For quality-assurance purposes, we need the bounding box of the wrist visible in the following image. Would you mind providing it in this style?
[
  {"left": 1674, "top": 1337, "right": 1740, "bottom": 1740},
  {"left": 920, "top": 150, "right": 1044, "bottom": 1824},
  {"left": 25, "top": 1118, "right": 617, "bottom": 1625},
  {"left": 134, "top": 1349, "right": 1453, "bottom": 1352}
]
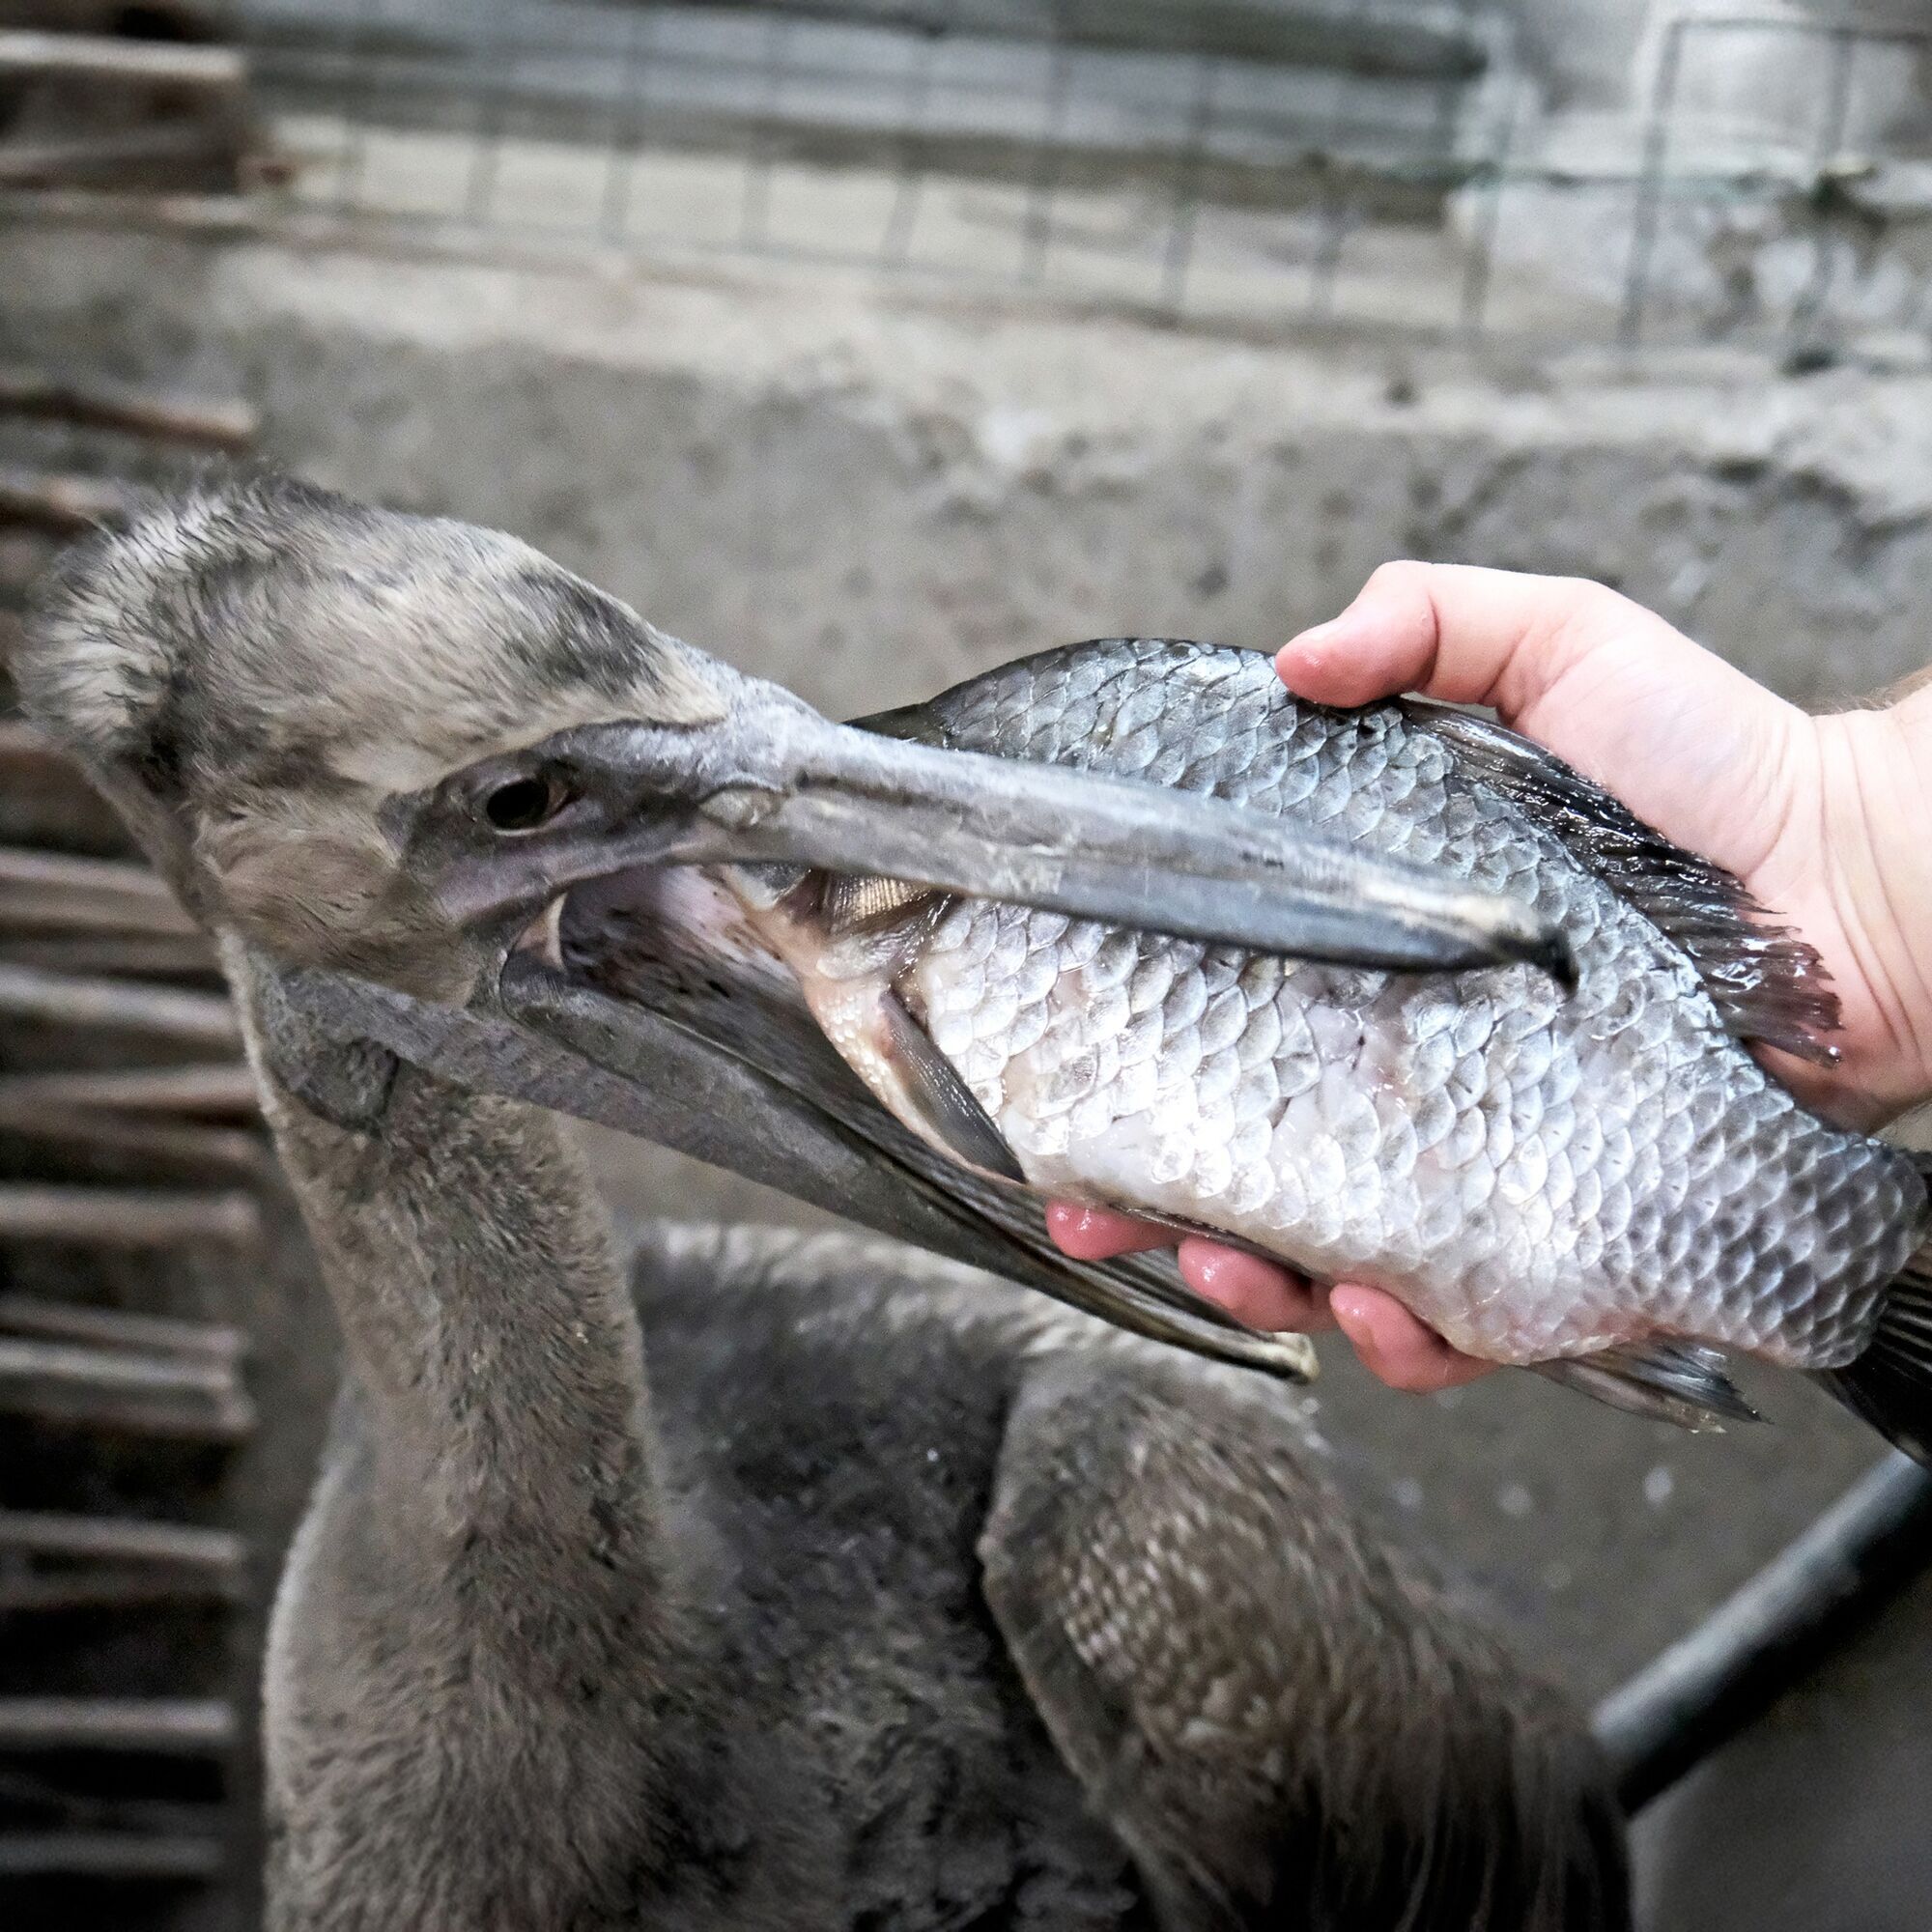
[{"left": 1816, "top": 698, "right": 1932, "bottom": 1114}]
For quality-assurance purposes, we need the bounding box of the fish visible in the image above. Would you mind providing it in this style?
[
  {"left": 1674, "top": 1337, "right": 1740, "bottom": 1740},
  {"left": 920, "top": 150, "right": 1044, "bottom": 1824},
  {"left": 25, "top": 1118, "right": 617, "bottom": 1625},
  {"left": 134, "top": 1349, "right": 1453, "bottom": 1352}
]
[{"left": 569, "top": 637, "right": 1932, "bottom": 1459}]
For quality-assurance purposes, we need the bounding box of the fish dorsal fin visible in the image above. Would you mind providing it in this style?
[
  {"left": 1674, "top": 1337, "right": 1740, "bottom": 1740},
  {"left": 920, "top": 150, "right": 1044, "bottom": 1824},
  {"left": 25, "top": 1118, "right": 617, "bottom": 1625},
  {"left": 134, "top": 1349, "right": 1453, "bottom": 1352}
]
[{"left": 1415, "top": 704, "right": 1839, "bottom": 1065}]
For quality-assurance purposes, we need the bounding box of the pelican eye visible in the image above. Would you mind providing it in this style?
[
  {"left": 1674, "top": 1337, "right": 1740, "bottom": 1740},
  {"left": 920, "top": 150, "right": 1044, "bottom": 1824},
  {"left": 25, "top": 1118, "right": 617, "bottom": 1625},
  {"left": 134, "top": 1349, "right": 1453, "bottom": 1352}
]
[{"left": 482, "top": 774, "right": 569, "bottom": 833}]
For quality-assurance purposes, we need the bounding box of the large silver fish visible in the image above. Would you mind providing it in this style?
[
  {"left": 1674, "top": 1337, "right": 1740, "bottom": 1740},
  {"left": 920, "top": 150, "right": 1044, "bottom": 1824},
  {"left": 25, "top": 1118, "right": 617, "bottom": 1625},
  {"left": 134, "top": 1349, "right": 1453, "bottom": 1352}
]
[{"left": 571, "top": 639, "right": 1932, "bottom": 1458}]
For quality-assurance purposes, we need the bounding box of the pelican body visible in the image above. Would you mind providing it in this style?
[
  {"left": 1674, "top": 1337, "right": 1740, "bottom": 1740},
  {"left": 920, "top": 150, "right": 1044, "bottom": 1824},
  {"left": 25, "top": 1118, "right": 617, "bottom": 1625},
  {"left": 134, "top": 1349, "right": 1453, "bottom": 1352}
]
[{"left": 22, "top": 477, "right": 1628, "bottom": 1930}]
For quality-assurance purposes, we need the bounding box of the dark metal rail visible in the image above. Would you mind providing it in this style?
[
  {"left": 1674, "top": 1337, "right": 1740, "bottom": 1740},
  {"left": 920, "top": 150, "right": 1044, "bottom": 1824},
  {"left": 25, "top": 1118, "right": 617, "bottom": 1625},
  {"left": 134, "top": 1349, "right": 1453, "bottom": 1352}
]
[{"left": 1596, "top": 1452, "right": 1932, "bottom": 1814}]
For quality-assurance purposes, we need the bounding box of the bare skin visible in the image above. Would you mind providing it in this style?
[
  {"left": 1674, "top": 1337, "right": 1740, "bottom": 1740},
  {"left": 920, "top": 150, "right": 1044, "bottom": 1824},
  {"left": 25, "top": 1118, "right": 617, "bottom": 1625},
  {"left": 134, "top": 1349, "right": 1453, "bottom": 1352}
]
[{"left": 1051, "top": 562, "right": 1932, "bottom": 1392}]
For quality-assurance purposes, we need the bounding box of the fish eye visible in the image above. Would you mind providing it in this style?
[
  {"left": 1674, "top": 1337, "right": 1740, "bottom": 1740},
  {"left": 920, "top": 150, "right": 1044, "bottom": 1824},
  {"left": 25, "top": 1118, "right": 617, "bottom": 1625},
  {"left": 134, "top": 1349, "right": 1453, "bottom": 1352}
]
[{"left": 482, "top": 774, "right": 569, "bottom": 833}]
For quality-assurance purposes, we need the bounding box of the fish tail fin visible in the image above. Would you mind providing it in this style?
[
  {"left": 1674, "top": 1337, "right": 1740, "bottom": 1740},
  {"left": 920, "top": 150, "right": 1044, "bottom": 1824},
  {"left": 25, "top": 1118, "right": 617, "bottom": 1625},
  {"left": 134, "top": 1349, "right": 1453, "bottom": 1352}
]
[{"left": 1819, "top": 1219, "right": 1932, "bottom": 1466}]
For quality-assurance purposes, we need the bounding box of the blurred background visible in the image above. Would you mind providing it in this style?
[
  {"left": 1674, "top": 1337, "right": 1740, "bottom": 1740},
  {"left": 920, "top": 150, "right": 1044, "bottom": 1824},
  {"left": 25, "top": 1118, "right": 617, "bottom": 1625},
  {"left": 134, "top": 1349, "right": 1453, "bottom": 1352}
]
[{"left": 3, "top": 1, "right": 1932, "bottom": 1927}]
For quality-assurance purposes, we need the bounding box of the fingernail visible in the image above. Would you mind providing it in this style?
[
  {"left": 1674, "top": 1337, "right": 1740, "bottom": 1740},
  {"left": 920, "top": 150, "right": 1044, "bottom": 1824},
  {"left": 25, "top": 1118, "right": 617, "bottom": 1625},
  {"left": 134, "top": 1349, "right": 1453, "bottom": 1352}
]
[{"left": 1281, "top": 616, "right": 1347, "bottom": 658}]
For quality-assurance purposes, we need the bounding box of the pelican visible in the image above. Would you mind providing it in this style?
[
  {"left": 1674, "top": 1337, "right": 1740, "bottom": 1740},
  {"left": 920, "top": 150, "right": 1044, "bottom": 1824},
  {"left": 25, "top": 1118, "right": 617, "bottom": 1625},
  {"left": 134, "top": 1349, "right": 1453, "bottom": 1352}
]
[{"left": 21, "top": 475, "right": 1626, "bottom": 1930}]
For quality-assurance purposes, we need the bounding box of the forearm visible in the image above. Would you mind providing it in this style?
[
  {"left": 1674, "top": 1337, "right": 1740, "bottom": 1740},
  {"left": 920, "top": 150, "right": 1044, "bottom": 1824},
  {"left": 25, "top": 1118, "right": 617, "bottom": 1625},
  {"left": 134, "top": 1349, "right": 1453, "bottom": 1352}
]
[{"left": 1835, "top": 690, "right": 1932, "bottom": 1110}]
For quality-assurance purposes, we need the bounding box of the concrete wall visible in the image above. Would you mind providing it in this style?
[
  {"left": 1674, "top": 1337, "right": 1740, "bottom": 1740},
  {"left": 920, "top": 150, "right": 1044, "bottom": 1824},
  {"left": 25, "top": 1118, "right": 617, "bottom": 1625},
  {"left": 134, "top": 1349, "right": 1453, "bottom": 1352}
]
[
  {"left": 1501, "top": 0, "right": 1655, "bottom": 111},
  {"left": 6, "top": 214, "right": 1931, "bottom": 719}
]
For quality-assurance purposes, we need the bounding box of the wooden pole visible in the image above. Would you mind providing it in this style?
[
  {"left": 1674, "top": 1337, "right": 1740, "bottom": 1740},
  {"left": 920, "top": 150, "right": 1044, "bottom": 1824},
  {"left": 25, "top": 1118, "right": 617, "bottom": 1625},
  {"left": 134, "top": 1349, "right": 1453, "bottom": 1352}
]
[
  {"left": 0, "top": 31, "right": 246, "bottom": 94},
  {"left": 0, "top": 1832, "right": 224, "bottom": 1880},
  {"left": 0, "top": 1065, "right": 259, "bottom": 1118},
  {"left": 0, "top": 1183, "right": 261, "bottom": 1248},
  {"left": 0, "top": 1296, "right": 249, "bottom": 1363},
  {"left": 0, "top": 369, "right": 256, "bottom": 451},
  {"left": 0, "top": 467, "right": 142, "bottom": 534},
  {"left": 0, "top": 962, "right": 240, "bottom": 1049},
  {"left": 0, "top": 1336, "right": 253, "bottom": 1439},
  {"left": 0, "top": 1697, "right": 238, "bottom": 1754}
]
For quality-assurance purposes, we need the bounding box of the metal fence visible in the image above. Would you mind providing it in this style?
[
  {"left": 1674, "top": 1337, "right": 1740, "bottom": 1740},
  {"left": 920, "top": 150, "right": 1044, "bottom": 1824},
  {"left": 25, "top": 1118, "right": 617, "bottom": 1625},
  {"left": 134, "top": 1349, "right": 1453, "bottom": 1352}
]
[{"left": 222, "top": 2, "right": 1932, "bottom": 353}]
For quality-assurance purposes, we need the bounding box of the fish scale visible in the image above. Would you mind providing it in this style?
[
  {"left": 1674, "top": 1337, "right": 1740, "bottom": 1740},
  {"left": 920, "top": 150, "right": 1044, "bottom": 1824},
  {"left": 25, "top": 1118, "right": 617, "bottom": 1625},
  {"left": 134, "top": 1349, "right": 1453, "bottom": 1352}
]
[{"left": 821, "top": 639, "right": 1929, "bottom": 1382}]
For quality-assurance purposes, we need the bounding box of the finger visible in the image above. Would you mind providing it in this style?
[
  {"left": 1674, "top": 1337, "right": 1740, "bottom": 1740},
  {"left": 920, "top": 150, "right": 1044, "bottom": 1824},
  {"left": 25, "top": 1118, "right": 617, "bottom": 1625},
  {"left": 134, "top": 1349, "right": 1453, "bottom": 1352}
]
[
  {"left": 1176, "top": 1237, "right": 1335, "bottom": 1332},
  {"left": 1328, "top": 1283, "right": 1493, "bottom": 1393},
  {"left": 1044, "top": 1200, "right": 1175, "bottom": 1260},
  {"left": 1277, "top": 561, "right": 1676, "bottom": 715}
]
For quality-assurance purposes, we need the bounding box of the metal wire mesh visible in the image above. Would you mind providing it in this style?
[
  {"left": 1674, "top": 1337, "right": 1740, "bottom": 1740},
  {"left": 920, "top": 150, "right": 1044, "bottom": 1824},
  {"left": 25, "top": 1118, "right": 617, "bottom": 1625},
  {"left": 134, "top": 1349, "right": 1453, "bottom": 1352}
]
[{"left": 221, "top": 2, "right": 1932, "bottom": 353}]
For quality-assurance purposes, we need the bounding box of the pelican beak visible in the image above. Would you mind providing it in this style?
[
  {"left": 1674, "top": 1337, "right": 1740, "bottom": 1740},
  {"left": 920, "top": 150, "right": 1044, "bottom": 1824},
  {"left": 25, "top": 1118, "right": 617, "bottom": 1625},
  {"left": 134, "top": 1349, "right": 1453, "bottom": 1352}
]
[
  {"left": 436, "top": 671, "right": 1575, "bottom": 982},
  {"left": 277, "top": 958, "right": 1320, "bottom": 1384},
  {"left": 337, "top": 661, "right": 1570, "bottom": 1385}
]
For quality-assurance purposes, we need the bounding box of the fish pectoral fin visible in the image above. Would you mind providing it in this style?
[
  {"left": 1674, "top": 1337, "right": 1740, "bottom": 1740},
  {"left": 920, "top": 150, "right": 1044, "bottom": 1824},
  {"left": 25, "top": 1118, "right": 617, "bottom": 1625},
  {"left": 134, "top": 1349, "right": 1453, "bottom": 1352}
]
[
  {"left": 878, "top": 989, "right": 1026, "bottom": 1183},
  {"left": 1532, "top": 1340, "right": 1761, "bottom": 1433}
]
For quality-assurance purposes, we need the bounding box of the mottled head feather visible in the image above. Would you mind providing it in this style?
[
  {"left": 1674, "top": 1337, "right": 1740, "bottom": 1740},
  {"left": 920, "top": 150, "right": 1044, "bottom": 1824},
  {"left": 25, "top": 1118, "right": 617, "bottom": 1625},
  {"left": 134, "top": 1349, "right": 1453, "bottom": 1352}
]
[
  {"left": 20, "top": 473, "right": 723, "bottom": 987},
  {"left": 22, "top": 472, "right": 719, "bottom": 797}
]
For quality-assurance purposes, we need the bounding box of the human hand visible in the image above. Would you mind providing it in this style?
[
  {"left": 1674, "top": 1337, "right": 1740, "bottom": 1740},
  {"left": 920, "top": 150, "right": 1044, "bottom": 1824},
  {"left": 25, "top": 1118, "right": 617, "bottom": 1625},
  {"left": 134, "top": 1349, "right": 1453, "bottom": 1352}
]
[{"left": 1051, "top": 562, "right": 1932, "bottom": 1390}]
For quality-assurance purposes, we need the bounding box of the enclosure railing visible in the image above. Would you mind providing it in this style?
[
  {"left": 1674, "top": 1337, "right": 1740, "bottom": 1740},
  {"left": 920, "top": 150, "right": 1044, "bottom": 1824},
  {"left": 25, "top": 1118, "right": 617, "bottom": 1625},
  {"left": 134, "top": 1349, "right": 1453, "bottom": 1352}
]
[{"left": 119, "top": 3, "right": 1932, "bottom": 352}]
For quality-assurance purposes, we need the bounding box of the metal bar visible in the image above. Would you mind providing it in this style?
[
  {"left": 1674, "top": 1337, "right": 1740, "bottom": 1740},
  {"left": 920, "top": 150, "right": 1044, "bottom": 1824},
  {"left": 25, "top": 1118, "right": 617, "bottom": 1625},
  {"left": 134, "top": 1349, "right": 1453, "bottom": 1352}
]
[
  {"left": 738, "top": 11, "right": 791, "bottom": 250},
  {"left": 1656, "top": 14, "right": 1930, "bottom": 51},
  {"left": 0, "top": 1510, "right": 246, "bottom": 1611},
  {"left": 0, "top": 722, "right": 116, "bottom": 825},
  {"left": 1159, "top": 51, "right": 1219, "bottom": 311},
  {"left": 1595, "top": 1453, "right": 1932, "bottom": 1813},
  {"left": 0, "top": 935, "right": 219, "bottom": 979},
  {"left": 1619, "top": 14, "right": 1686, "bottom": 352},
  {"left": 1786, "top": 24, "right": 1861, "bottom": 352},
  {"left": 0, "top": 1509, "right": 245, "bottom": 1566},
  {"left": 251, "top": 0, "right": 1497, "bottom": 82},
  {"left": 0, "top": 1698, "right": 238, "bottom": 1755},
  {"left": 599, "top": 2, "right": 659, "bottom": 242},
  {"left": 0, "top": 717, "right": 56, "bottom": 764},
  {"left": 0, "top": 962, "right": 240, "bottom": 1049},
  {"left": 0, "top": 125, "right": 239, "bottom": 188},
  {"left": 880, "top": 22, "right": 937, "bottom": 269},
  {"left": 462, "top": 0, "right": 513, "bottom": 227},
  {"left": 0, "top": 1764, "right": 226, "bottom": 1831},
  {"left": 1020, "top": 26, "right": 1073, "bottom": 284},
  {"left": 333, "top": 0, "right": 384, "bottom": 213},
  {"left": 1459, "top": 75, "right": 1519, "bottom": 339}
]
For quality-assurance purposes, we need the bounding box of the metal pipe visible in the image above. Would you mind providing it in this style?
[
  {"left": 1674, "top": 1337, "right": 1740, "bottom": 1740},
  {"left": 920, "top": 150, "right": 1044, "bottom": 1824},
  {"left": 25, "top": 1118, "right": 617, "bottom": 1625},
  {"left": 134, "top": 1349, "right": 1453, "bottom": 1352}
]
[{"left": 1595, "top": 1452, "right": 1932, "bottom": 1813}]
